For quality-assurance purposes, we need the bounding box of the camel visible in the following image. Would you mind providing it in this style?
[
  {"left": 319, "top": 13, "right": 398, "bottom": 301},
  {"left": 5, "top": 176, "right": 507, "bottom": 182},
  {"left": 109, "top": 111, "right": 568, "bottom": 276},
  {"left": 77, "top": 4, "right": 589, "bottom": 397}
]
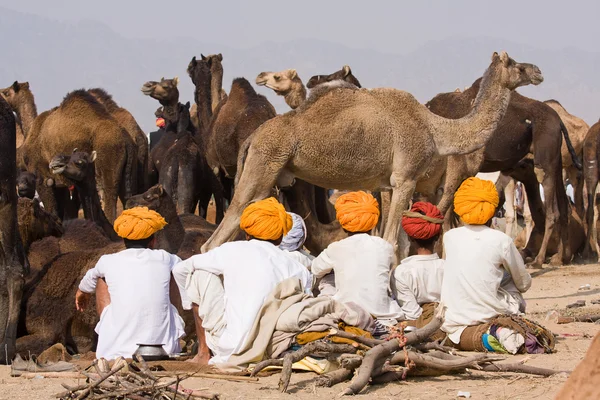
[
  {"left": 202, "top": 52, "right": 543, "bottom": 255},
  {"left": 16, "top": 171, "right": 37, "bottom": 199},
  {"left": 426, "top": 76, "right": 580, "bottom": 267},
  {"left": 553, "top": 331, "right": 600, "bottom": 399},
  {"left": 1, "top": 81, "right": 38, "bottom": 147},
  {"left": 256, "top": 69, "right": 307, "bottom": 110},
  {"left": 87, "top": 88, "right": 149, "bottom": 193},
  {"left": 49, "top": 150, "right": 119, "bottom": 241},
  {"left": 544, "top": 99, "right": 590, "bottom": 216},
  {"left": 17, "top": 198, "right": 64, "bottom": 254},
  {"left": 582, "top": 120, "right": 600, "bottom": 260},
  {"left": 306, "top": 65, "right": 362, "bottom": 89},
  {"left": 0, "top": 95, "right": 28, "bottom": 363},
  {"left": 18, "top": 90, "right": 137, "bottom": 223}
]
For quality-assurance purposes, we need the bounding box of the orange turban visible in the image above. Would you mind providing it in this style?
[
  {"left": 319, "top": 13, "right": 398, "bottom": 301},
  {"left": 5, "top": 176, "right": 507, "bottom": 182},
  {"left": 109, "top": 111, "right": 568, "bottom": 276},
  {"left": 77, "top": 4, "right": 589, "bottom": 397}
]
[
  {"left": 454, "top": 177, "right": 499, "bottom": 225},
  {"left": 240, "top": 197, "right": 292, "bottom": 241},
  {"left": 156, "top": 118, "right": 165, "bottom": 128},
  {"left": 401, "top": 202, "right": 444, "bottom": 240},
  {"left": 335, "top": 191, "right": 380, "bottom": 233},
  {"left": 114, "top": 207, "right": 168, "bottom": 240}
]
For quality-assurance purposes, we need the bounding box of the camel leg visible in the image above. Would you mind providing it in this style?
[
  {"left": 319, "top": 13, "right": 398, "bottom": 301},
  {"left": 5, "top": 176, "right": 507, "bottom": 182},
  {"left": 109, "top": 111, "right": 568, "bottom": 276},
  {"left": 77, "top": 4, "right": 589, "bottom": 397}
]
[
  {"left": 568, "top": 166, "right": 585, "bottom": 218},
  {"left": 504, "top": 178, "right": 516, "bottom": 238},
  {"left": 0, "top": 268, "right": 25, "bottom": 363},
  {"left": 554, "top": 169, "right": 572, "bottom": 264},
  {"left": 314, "top": 186, "right": 336, "bottom": 224},
  {"left": 522, "top": 187, "right": 533, "bottom": 242},
  {"left": 531, "top": 169, "right": 559, "bottom": 268},
  {"left": 177, "top": 165, "right": 198, "bottom": 214},
  {"left": 382, "top": 176, "right": 417, "bottom": 262},
  {"left": 583, "top": 173, "right": 599, "bottom": 261}
]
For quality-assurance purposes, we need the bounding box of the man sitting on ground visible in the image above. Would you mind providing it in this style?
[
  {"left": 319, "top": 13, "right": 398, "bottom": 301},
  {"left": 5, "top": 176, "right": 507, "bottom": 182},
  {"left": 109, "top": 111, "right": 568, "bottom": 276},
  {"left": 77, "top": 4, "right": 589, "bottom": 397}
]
[
  {"left": 441, "top": 177, "right": 533, "bottom": 352},
  {"left": 279, "top": 212, "right": 313, "bottom": 268},
  {"left": 75, "top": 207, "right": 187, "bottom": 360},
  {"left": 173, "top": 198, "right": 313, "bottom": 365},
  {"left": 311, "top": 191, "right": 403, "bottom": 328},
  {"left": 392, "top": 201, "right": 445, "bottom": 321}
]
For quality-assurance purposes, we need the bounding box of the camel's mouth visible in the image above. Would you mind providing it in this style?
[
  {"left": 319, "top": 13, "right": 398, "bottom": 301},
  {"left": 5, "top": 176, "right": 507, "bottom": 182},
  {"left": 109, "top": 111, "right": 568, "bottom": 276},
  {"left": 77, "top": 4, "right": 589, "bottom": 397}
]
[
  {"left": 141, "top": 82, "right": 157, "bottom": 96},
  {"left": 255, "top": 78, "right": 268, "bottom": 87},
  {"left": 49, "top": 156, "right": 69, "bottom": 175},
  {"left": 530, "top": 74, "right": 544, "bottom": 85}
]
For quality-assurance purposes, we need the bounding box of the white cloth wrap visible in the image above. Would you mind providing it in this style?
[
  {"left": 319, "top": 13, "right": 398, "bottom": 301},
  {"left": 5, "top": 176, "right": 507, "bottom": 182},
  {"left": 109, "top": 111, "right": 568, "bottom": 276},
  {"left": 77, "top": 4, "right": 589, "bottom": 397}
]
[{"left": 279, "top": 212, "right": 307, "bottom": 252}]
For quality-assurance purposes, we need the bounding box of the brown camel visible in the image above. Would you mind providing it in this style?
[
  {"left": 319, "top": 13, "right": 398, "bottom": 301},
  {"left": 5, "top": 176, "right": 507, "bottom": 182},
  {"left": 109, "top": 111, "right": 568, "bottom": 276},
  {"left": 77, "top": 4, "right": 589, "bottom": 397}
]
[
  {"left": 16, "top": 171, "right": 37, "bottom": 199},
  {"left": 256, "top": 69, "right": 307, "bottom": 110},
  {"left": 553, "top": 331, "right": 600, "bottom": 399},
  {"left": 19, "top": 90, "right": 137, "bottom": 223},
  {"left": 202, "top": 52, "right": 543, "bottom": 255},
  {"left": 544, "top": 99, "right": 590, "bottom": 215},
  {"left": 0, "top": 95, "right": 28, "bottom": 363},
  {"left": 426, "top": 79, "right": 580, "bottom": 267},
  {"left": 582, "top": 120, "right": 600, "bottom": 260},
  {"left": 1, "top": 81, "right": 38, "bottom": 148},
  {"left": 87, "top": 88, "right": 149, "bottom": 193},
  {"left": 306, "top": 65, "right": 362, "bottom": 89},
  {"left": 49, "top": 150, "right": 119, "bottom": 241},
  {"left": 17, "top": 198, "right": 64, "bottom": 254}
]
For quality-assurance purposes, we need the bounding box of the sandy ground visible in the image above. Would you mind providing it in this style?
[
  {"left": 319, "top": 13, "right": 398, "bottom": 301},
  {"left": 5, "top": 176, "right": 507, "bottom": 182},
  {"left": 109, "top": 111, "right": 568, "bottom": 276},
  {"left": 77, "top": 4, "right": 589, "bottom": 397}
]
[{"left": 1, "top": 264, "right": 599, "bottom": 399}]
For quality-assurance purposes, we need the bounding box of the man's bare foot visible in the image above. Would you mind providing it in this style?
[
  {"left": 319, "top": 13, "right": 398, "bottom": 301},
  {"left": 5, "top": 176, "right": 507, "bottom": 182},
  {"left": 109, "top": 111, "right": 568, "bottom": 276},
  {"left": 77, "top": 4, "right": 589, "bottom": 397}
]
[{"left": 186, "top": 351, "right": 210, "bottom": 365}]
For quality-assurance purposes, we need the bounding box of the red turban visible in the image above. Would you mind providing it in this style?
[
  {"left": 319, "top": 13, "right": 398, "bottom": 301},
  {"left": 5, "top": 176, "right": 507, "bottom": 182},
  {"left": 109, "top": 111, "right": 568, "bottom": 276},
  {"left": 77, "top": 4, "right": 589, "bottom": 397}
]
[{"left": 401, "top": 202, "right": 444, "bottom": 240}]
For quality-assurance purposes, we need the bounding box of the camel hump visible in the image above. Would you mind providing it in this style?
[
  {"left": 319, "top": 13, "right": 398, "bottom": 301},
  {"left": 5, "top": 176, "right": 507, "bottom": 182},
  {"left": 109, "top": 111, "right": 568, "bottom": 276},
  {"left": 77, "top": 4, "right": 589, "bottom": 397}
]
[
  {"left": 296, "top": 81, "right": 359, "bottom": 113},
  {"left": 230, "top": 78, "right": 258, "bottom": 98},
  {"left": 60, "top": 89, "right": 112, "bottom": 118},
  {"left": 87, "top": 88, "right": 120, "bottom": 112}
]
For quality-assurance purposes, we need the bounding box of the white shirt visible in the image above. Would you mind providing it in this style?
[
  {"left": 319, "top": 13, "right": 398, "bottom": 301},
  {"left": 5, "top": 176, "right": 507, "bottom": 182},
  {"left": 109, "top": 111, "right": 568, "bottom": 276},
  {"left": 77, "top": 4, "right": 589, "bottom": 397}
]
[
  {"left": 392, "top": 254, "right": 444, "bottom": 320},
  {"left": 78, "top": 248, "right": 186, "bottom": 360},
  {"left": 282, "top": 249, "right": 313, "bottom": 269},
  {"left": 172, "top": 240, "right": 312, "bottom": 364},
  {"left": 441, "top": 225, "right": 532, "bottom": 343},
  {"left": 311, "top": 234, "right": 403, "bottom": 320}
]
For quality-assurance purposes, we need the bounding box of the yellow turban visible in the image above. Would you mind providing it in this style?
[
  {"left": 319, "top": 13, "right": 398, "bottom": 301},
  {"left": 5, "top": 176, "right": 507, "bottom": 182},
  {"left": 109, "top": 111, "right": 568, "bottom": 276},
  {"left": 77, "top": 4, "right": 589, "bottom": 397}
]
[
  {"left": 240, "top": 197, "right": 292, "bottom": 241},
  {"left": 335, "top": 191, "right": 380, "bottom": 233},
  {"left": 113, "top": 207, "right": 168, "bottom": 240},
  {"left": 454, "top": 177, "right": 499, "bottom": 225}
]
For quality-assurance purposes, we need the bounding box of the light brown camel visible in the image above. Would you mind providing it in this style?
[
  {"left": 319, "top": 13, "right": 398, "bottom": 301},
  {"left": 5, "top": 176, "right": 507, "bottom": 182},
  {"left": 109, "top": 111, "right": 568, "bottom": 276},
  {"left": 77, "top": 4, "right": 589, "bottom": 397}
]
[
  {"left": 0, "top": 95, "right": 28, "bottom": 363},
  {"left": 256, "top": 69, "right": 307, "bottom": 110},
  {"left": 1, "top": 81, "right": 37, "bottom": 148},
  {"left": 18, "top": 90, "right": 137, "bottom": 223},
  {"left": 544, "top": 99, "right": 590, "bottom": 216},
  {"left": 582, "top": 120, "right": 600, "bottom": 261},
  {"left": 426, "top": 79, "right": 579, "bottom": 267},
  {"left": 306, "top": 65, "right": 362, "bottom": 89},
  {"left": 87, "top": 88, "right": 149, "bottom": 193},
  {"left": 553, "top": 331, "right": 600, "bottom": 399},
  {"left": 202, "top": 52, "right": 543, "bottom": 255}
]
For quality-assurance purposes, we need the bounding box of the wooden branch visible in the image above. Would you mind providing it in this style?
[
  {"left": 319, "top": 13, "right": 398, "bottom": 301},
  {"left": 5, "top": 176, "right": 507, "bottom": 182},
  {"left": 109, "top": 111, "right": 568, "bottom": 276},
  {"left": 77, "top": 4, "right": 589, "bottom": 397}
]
[
  {"left": 481, "top": 362, "right": 567, "bottom": 376},
  {"left": 75, "top": 363, "right": 126, "bottom": 400},
  {"left": 338, "top": 354, "right": 363, "bottom": 370},
  {"left": 557, "top": 314, "right": 600, "bottom": 324},
  {"left": 412, "top": 341, "right": 457, "bottom": 354},
  {"left": 315, "top": 368, "right": 354, "bottom": 387},
  {"left": 371, "top": 369, "right": 408, "bottom": 384},
  {"left": 340, "top": 309, "right": 445, "bottom": 396},
  {"left": 392, "top": 351, "right": 504, "bottom": 371},
  {"left": 328, "top": 328, "right": 385, "bottom": 347}
]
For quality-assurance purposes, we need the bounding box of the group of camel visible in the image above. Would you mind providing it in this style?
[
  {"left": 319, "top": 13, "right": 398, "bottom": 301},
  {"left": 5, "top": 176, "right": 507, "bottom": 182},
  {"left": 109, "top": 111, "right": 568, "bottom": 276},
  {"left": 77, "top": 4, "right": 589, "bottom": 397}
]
[{"left": 0, "top": 49, "right": 600, "bottom": 363}]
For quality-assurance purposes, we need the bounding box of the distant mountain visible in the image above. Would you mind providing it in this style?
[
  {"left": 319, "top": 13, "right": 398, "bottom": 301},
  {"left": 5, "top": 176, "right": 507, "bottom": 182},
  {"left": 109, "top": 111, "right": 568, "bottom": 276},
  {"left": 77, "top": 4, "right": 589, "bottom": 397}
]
[{"left": 1, "top": 7, "right": 598, "bottom": 135}]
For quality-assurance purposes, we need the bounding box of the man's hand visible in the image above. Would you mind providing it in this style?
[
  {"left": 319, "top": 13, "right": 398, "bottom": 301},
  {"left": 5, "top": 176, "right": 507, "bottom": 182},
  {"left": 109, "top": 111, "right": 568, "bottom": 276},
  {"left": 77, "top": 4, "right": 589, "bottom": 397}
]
[{"left": 75, "top": 289, "right": 91, "bottom": 312}]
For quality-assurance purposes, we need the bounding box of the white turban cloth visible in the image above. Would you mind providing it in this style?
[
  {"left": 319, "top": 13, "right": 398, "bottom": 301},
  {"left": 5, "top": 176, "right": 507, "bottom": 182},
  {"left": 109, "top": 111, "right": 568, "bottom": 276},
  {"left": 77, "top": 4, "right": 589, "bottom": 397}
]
[{"left": 279, "top": 212, "right": 307, "bottom": 252}]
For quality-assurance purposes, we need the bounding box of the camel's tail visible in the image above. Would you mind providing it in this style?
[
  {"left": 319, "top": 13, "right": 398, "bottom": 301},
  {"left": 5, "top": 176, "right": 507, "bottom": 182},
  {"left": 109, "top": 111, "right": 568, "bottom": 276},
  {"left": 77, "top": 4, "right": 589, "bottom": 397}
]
[
  {"left": 560, "top": 118, "right": 582, "bottom": 170},
  {"left": 235, "top": 135, "right": 253, "bottom": 188}
]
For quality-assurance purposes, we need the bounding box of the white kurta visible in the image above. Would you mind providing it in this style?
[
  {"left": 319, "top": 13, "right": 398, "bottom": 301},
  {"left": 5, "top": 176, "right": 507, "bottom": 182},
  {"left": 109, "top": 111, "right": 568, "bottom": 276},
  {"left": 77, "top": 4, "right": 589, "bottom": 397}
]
[
  {"left": 392, "top": 254, "right": 444, "bottom": 320},
  {"left": 441, "top": 225, "right": 532, "bottom": 343},
  {"left": 172, "top": 240, "right": 313, "bottom": 365},
  {"left": 311, "top": 234, "right": 403, "bottom": 320},
  {"left": 78, "top": 248, "right": 187, "bottom": 360},
  {"left": 282, "top": 249, "right": 313, "bottom": 269}
]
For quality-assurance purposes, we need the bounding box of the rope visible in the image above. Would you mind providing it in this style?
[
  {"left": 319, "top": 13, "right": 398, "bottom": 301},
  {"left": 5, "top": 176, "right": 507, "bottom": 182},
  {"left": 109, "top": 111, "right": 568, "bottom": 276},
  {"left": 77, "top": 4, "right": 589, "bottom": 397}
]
[{"left": 401, "top": 211, "right": 444, "bottom": 224}]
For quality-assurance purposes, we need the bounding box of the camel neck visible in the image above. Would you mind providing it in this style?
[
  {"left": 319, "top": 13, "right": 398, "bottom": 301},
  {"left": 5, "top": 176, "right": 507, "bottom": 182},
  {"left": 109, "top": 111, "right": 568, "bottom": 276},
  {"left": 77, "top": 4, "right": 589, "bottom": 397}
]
[
  {"left": 284, "top": 81, "right": 307, "bottom": 110},
  {"left": 15, "top": 92, "right": 38, "bottom": 136},
  {"left": 77, "top": 167, "right": 119, "bottom": 241},
  {"left": 429, "top": 61, "right": 512, "bottom": 156},
  {"left": 210, "top": 69, "right": 223, "bottom": 112},
  {"left": 194, "top": 81, "right": 213, "bottom": 137},
  {"left": 155, "top": 202, "right": 186, "bottom": 254}
]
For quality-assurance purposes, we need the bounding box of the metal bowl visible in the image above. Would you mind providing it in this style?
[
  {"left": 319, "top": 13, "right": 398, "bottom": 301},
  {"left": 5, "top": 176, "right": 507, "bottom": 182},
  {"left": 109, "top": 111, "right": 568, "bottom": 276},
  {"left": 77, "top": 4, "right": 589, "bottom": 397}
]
[{"left": 133, "top": 344, "right": 169, "bottom": 361}]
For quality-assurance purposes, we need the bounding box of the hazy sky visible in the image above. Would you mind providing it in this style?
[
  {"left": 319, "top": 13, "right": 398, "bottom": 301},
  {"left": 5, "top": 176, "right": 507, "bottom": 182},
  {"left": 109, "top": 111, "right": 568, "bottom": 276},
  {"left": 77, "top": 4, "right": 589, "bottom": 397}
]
[{"left": 2, "top": 0, "right": 599, "bottom": 53}]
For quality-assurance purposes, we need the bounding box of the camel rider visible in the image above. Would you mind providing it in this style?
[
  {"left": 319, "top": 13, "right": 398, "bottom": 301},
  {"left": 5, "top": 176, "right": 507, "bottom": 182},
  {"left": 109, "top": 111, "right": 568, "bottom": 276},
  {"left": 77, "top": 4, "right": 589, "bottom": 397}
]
[
  {"left": 75, "top": 207, "right": 187, "bottom": 360},
  {"left": 391, "top": 202, "right": 445, "bottom": 321},
  {"left": 441, "top": 177, "right": 531, "bottom": 350},
  {"left": 279, "top": 212, "right": 313, "bottom": 268},
  {"left": 311, "top": 191, "right": 403, "bottom": 330},
  {"left": 172, "top": 198, "right": 312, "bottom": 365}
]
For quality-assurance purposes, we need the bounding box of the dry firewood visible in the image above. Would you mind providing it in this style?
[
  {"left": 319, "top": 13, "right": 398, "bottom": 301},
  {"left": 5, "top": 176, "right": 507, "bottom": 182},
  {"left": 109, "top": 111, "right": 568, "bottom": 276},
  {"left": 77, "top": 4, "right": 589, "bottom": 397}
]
[
  {"left": 340, "top": 308, "right": 445, "bottom": 396},
  {"left": 412, "top": 341, "right": 457, "bottom": 354},
  {"left": 250, "top": 359, "right": 284, "bottom": 376},
  {"left": 278, "top": 341, "right": 358, "bottom": 392},
  {"left": 338, "top": 354, "right": 363, "bottom": 370},
  {"left": 480, "top": 362, "right": 567, "bottom": 376},
  {"left": 371, "top": 369, "right": 408, "bottom": 384},
  {"left": 392, "top": 351, "right": 504, "bottom": 371},
  {"left": 315, "top": 368, "right": 355, "bottom": 387},
  {"left": 327, "top": 328, "right": 385, "bottom": 347},
  {"left": 421, "top": 350, "right": 462, "bottom": 361},
  {"left": 74, "top": 363, "right": 126, "bottom": 400},
  {"left": 557, "top": 314, "right": 600, "bottom": 324}
]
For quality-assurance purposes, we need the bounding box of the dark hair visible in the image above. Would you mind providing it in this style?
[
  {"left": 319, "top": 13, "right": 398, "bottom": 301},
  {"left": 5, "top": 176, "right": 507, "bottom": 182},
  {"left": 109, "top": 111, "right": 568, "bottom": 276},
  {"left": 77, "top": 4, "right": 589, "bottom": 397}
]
[
  {"left": 410, "top": 234, "right": 440, "bottom": 249},
  {"left": 124, "top": 235, "right": 155, "bottom": 249}
]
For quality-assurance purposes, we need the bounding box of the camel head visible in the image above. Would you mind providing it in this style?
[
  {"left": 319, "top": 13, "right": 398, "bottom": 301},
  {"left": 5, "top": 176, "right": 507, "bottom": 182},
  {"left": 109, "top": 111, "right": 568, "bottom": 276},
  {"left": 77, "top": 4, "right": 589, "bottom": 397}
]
[
  {"left": 126, "top": 184, "right": 168, "bottom": 212},
  {"left": 49, "top": 150, "right": 97, "bottom": 182},
  {"left": 255, "top": 69, "right": 300, "bottom": 95},
  {"left": 490, "top": 51, "right": 543, "bottom": 90},
  {"left": 306, "top": 65, "right": 362, "bottom": 89},
  {"left": 187, "top": 56, "right": 212, "bottom": 88},
  {"left": 141, "top": 77, "right": 180, "bottom": 105},
  {"left": 17, "top": 197, "right": 64, "bottom": 246},
  {"left": 202, "top": 53, "right": 224, "bottom": 75},
  {"left": 17, "top": 171, "right": 36, "bottom": 199},
  {"left": 1, "top": 81, "right": 31, "bottom": 109}
]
